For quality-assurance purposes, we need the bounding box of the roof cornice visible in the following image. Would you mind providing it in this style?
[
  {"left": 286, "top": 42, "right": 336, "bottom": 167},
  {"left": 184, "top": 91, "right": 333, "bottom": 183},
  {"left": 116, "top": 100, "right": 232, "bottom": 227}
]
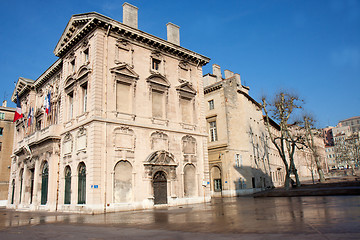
[{"left": 54, "top": 12, "right": 210, "bottom": 66}]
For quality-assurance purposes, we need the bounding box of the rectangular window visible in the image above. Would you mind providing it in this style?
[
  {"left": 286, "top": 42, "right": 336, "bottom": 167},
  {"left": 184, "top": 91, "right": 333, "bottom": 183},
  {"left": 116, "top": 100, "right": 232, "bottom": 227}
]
[
  {"left": 84, "top": 48, "right": 89, "bottom": 62},
  {"left": 116, "top": 82, "right": 131, "bottom": 113},
  {"left": 214, "top": 179, "right": 222, "bottom": 192},
  {"left": 81, "top": 83, "right": 88, "bottom": 113},
  {"left": 0, "top": 142, "right": 2, "bottom": 151},
  {"left": 152, "top": 58, "right": 161, "bottom": 71},
  {"left": 152, "top": 90, "right": 164, "bottom": 118},
  {"left": 0, "top": 127, "right": 3, "bottom": 136},
  {"left": 235, "top": 154, "right": 242, "bottom": 168},
  {"left": 209, "top": 121, "right": 218, "bottom": 142},
  {"left": 208, "top": 100, "right": 214, "bottom": 110},
  {"left": 36, "top": 119, "right": 42, "bottom": 131},
  {"left": 180, "top": 97, "right": 192, "bottom": 124},
  {"left": 0, "top": 112, "right": 4, "bottom": 120},
  {"left": 68, "top": 92, "right": 73, "bottom": 119},
  {"left": 71, "top": 59, "right": 75, "bottom": 73}
]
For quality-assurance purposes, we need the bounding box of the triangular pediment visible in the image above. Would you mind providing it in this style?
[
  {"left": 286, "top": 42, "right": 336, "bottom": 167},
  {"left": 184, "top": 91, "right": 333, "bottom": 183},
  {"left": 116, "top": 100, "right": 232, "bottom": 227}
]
[
  {"left": 11, "top": 77, "right": 35, "bottom": 102},
  {"left": 146, "top": 74, "right": 170, "bottom": 88},
  {"left": 54, "top": 12, "right": 101, "bottom": 57},
  {"left": 176, "top": 82, "right": 196, "bottom": 96},
  {"left": 110, "top": 63, "right": 139, "bottom": 79}
]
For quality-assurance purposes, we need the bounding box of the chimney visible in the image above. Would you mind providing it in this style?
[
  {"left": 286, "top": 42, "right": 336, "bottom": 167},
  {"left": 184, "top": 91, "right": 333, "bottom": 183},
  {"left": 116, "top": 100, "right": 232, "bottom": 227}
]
[
  {"left": 123, "top": 2, "right": 138, "bottom": 29},
  {"left": 212, "top": 64, "right": 222, "bottom": 81},
  {"left": 2, "top": 100, "right": 7, "bottom": 107},
  {"left": 235, "top": 73, "right": 241, "bottom": 86},
  {"left": 166, "top": 22, "right": 180, "bottom": 45},
  {"left": 224, "top": 70, "right": 234, "bottom": 79}
]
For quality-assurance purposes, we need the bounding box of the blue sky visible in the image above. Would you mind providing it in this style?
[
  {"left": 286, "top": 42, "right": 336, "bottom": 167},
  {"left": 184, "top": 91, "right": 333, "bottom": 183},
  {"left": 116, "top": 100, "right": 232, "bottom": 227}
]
[{"left": 1, "top": 0, "right": 359, "bottom": 128}]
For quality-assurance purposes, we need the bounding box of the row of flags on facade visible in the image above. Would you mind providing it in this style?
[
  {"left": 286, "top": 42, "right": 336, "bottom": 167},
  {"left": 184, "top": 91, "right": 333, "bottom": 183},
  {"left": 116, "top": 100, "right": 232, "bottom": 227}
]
[{"left": 13, "top": 92, "right": 51, "bottom": 123}]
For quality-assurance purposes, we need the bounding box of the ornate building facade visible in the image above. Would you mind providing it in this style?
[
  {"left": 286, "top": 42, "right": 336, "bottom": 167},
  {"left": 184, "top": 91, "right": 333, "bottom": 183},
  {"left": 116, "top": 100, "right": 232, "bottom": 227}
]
[{"left": 8, "top": 3, "right": 210, "bottom": 213}]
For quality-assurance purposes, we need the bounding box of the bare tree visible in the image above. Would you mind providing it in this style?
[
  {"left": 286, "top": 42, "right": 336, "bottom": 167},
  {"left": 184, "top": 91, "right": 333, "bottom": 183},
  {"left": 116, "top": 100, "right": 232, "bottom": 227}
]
[
  {"left": 302, "top": 115, "right": 326, "bottom": 182},
  {"left": 262, "top": 92, "right": 304, "bottom": 189}
]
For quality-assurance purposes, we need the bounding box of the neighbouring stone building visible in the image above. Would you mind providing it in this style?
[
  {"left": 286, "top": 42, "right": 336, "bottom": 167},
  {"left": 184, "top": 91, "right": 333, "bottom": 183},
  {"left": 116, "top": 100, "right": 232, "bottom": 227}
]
[
  {"left": 203, "top": 65, "right": 327, "bottom": 196},
  {"left": 0, "top": 101, "right": 15, "bottom": 205},
  {"left": 8, "top": 3, "right": 210, "bottom": 213},
  {"left": 203, "top": 65, "right": 285, "bottom": 196}
]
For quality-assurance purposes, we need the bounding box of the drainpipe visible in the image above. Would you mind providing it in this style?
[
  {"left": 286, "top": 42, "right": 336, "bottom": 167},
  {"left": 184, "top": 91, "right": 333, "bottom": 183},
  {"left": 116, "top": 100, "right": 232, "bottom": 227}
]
[{"left": 103, "top": 24, "right": 111, "bottom": 213}]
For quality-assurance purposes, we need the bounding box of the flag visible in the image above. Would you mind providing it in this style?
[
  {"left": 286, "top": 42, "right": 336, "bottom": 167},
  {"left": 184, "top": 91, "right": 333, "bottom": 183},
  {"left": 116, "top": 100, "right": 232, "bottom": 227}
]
[
  {"left": 27, "top": 107, "right": 33, "bottom": 126},
  {"left": 13, "top": 92, "right": 23, "bottom": 122},
  {"left": 45, "top": 92, "right": 51, "bottom": 114}
]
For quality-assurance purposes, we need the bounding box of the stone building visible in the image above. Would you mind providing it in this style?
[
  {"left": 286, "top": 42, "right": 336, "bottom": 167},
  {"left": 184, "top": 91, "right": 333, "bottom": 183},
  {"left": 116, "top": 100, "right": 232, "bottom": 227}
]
[
  {"left": 8, "top": 3, "right": 210, "bottom": 213},
  {"left": 0, "top": 101, "right": 15, "bottom": 205},
  {"left": 203, "top": 65, "right": 327, "bottom": 196},
  {"left": 203, "top": 65, "right": 285, "bottom": 197}
]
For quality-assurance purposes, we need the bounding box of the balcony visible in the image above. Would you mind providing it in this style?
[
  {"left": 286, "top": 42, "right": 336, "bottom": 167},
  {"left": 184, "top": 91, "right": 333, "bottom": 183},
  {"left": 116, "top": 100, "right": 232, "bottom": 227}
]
[{"left": 16, "top": 124, "right": 61, "bottom": 151}]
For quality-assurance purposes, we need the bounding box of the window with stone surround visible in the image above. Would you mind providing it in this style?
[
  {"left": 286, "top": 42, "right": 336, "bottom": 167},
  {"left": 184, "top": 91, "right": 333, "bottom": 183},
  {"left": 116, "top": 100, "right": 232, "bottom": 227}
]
[
  {"left": 152, "top": 90, "right": 164, "bottom": 118},
  {"left": 116, "top": 82, "right": 131, "bottom": 114},
  {"left": 0, "top": 127, "right": 3, "bottom": 136},
  {"left": 68, "top": 92, "right": 74, "bottom": 120},
  {"left": 208, "top": 99, "right": 214, "bottom": 110},
  {"left": 81, "top": 83, "right": 88, "bottom": 113},
  {"left": 209, "top": 121, "right": 218, "bottom": 142},
  {"left": 0, "top": 112, "right": 4, "bottom": 120}
]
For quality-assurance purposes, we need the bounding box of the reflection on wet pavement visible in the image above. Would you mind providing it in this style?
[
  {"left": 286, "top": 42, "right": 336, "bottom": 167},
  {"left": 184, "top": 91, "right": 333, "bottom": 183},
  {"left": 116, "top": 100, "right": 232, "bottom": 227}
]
[{"left": 1, "top": 196, "right": 359, "bottom": 234}]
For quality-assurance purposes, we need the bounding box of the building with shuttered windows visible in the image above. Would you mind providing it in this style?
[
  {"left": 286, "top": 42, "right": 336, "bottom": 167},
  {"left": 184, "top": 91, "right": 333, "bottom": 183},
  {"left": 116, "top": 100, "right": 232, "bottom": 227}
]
[{"left": 8, "top": 3, "right": 210, "bottom": 213}]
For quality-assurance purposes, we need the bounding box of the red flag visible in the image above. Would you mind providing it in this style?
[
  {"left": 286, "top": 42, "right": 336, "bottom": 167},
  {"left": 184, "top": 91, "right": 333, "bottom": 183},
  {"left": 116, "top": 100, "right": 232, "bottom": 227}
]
[{"left": 13, "top": 92, "right": 23, "bottom": 122}]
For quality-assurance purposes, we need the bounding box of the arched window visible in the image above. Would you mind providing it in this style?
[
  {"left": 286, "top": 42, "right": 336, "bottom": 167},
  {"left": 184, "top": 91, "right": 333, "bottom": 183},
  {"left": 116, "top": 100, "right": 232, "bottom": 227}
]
[
  {"left": 41, "top": 162, "right": 49, "bottom": 205},
  {"left": 19, "top": 169, "right": 23, "bottom": 203},
  {"left": 64, "top": 166, "right": 71, "bottom": 204},
  {"left": 114, "top": 161, "right": 132, "bottom": 203},
  {"left": 184, "top": 164, "right": 196, "bottom": 197},
  {"left": 78, "top": 162, "right": 86, "bottom": 204}
]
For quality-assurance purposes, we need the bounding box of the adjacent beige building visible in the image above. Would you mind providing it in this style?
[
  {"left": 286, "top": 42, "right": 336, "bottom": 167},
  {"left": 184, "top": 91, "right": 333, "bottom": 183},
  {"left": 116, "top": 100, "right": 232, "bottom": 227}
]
[
  {"left": 8, "top": 3, "right": 210, "bottom": 213},
  {"left": 0, "top": 101, "right": 15, "bottom": 205},
  {"left": 203, "top": 65, "right": 327, "bottom": 196},
  {"left": 204, "top": 65, "right": 285, "bottom": 197}
]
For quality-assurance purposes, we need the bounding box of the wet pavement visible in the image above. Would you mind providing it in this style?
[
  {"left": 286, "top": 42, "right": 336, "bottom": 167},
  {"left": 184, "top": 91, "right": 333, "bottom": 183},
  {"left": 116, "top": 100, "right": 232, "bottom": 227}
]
[{"left": 0, "top": 196, "right": 360, "bottom": 239}]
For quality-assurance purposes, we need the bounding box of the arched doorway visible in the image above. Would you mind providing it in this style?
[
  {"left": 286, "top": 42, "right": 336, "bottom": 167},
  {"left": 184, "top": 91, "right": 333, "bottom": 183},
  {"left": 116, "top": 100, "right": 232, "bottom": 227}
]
[
  {"left": 78, "top": 162, "right": 86, "bottom": 204},
  {"left": 64, "top": 166, "right": 71, "bottom": 204},
  {"left": 41, "top": 162, "right": 49, "bottom": 205},
  {"left": 211, "top": 166, "right": 222, "bottom": 193},
  {"left": 11, "top": 180, "right": 15, "bottom": 204},
  {"left": 153, "top": 171, "right": 167, "bottom": 205}
]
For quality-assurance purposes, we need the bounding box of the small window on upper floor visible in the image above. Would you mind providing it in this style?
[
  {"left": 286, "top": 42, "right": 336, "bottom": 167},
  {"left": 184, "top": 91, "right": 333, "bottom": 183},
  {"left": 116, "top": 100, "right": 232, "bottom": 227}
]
[
  {"left": 81, "top": 83, "right": 88, "bottom": 113},
  {"left": 36, "top": 119, "right": 42, "bottom": 131},
  {"left": 0, "top": 127, "right": 3, "bottom": 136},
  {"left": 208, "top": 100, "right": 214, "bottom": 110},
  {"left": 71, "top": 59, "right": 76, "bottom": 73},
  {"left": 0, "top": 112, "right": 4, "bottom": 120},
  {"left": 152, "top": 58, "right": 161, "bottom": 71},
  {"left": 209, "top": 121, "right": 218, "bottom": 142},
  {"left": 84, "top": 48, "right": 89, "bottom": 63}
]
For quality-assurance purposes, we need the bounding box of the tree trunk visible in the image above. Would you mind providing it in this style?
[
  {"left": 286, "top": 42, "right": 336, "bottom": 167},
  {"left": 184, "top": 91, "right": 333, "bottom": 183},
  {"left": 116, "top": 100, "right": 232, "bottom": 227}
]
[{"left": 315, "top": 156, "right": 326, "bottom": 182}]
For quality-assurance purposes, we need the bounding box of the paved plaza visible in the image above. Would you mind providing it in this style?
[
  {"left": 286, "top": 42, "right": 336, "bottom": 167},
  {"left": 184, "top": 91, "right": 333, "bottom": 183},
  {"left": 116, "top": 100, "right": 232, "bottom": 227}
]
[{"left": 0, "top": 196, "right": 359, "bottom": 239}]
